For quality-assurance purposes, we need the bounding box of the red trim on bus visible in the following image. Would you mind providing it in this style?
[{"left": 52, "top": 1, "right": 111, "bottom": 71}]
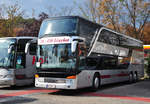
[
  {"left": 117, "top": 73, "right": 129, "bottom": 77},
  {"left": 39, "top": 58, "right": 44, "bottom": 64},
  {"left": 15, "top": 75, "right": 26, "bottom": 79},
  {"left": 134, "top": 49, "right": 143, "bottom": 52},
  {"left": 101, "top": 75, "right": 111, "bottom": 79},
  {"left": 101, "top": 73, "right": 129, "bottom": 79},
  {"left": 32, "top": 56, "right": 36, "bottom": 65}
]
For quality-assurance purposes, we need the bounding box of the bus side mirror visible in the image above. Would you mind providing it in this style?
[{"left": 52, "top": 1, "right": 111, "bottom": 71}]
[
  {"left": 8, "top": 44, "right": 15, "bottom": 54},
  {"left": 71, "top": 41, "right": 78, "bottom": 53},
  {"left": 25, "top": 43, "right": 30, "bottom": 54}
]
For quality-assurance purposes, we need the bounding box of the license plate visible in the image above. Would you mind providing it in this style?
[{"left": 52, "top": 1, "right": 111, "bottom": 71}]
[{"left": 46, "top": 84, "right": 56, "bottom": 88}]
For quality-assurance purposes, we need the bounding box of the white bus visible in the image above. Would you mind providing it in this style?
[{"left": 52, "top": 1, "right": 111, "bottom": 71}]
[
  {"left": 35, "top": 16, "right": 144, "bottom": 90},
  {"left": 0, "top": 37, "right": 37, "bottom": 87}
]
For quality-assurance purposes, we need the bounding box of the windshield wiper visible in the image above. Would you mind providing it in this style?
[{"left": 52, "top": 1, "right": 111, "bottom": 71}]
[
  {"left": 55, "top": 32, "right": 76, "bottom": 36},
  {"left": 39, "top": 32, "right": 75, "bottom": 38},
  {"left": 39, "top": 34, "right": 52, "bottom": 39},
  {"left": 0, "top": 66, "right": 9, "bottom": 69}
]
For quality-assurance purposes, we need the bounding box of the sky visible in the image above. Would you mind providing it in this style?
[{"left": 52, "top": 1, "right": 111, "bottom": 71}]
[{"left": 0, "top": 0, "right": 83, "bottom": 18}]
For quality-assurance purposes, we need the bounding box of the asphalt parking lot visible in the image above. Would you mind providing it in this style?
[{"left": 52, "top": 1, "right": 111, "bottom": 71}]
[{"left": 0, "top": 79, "right": 150, "bottom": 104}]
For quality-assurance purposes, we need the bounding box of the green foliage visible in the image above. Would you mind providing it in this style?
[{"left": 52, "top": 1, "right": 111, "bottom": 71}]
[
  {"left": 144, "top": 57, "right": 150, "bottom": 78},
  {"left": 146, "top": 57, "right": 150, "bottom": 76}
]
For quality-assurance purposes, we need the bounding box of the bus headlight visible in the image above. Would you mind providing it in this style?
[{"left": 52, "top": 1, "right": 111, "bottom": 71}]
[
  {"left": 35, "top": 74, "right": 39, "bottom": 78},
  {"left": 66, "top": 79, "right": 73, "bottom": 84},
  {"left": 4, "top": 74, "right": 13, "bottom": 78}
]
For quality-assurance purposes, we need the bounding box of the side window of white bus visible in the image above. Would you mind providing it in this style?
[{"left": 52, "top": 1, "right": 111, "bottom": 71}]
[
  {"left": 16, "top": 39, "right": 31, "bottom": 69},
  {"left": 102, "top": 57, "right": 118, "bottom": 69},
  {"left": 78, "top": 43, "right": 87, "bottom": 70},
  {"left": 29, "top": 43, "right": 37, "bottom": 55},
  {"left": 117, "top": 57, "right": 130, "bottom": 69},
  {"left": 98, "top": 30, "right": 119, "bottom": 46},
  {"left": 16, "top": 53, "right": 25, "bottom": 69},
  {"left": 86, "top": 58, "right": 98, "bottom": 69}
]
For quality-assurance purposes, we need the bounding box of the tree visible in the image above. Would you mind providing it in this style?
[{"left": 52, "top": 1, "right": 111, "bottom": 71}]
[
  {"left": 120, "top": 0, "right": 150, "bottom": 40},
  {"left": 0, "top": 3, "right": 25, "bottom": 37},
  {"left": 77, "top": 0, "right": 150, "bottom": 41},
  {"left": 0, "top": 4, "right": 5, "bottom": 19},
  {"left": 143, "top": 22, "right": 150, "bottom": 44},
  {"left": 39, "top": 12, "right": 49, "bottom": 23},
  {"left": 17, "top": 12, "right": 49, "bottom": 37},
  {"left": 98, "top": 0, "right": 123, "bottom": 32},
  {"left": 75, "top": 0, "right": 102, "bottom": 23},
  {"left": 6, "top": 3, "right": 24, "bottom": 37}
]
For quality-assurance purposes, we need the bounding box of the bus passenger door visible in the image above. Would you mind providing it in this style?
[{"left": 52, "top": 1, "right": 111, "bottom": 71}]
[
  {"left": 25, "top": 43, "right": 37, "bottom": 81},
  {"left": 76, "top": 43, "right": 92, "bottom": 88}
]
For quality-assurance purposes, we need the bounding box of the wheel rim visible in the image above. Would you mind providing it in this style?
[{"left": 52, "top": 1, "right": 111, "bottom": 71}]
[
  {"left": 129, "top": 74, "right": 133, "bottom": 82},
  {"left": 134, "top": 73, "right": 137, "bottom": 81},
  {"left": 94, "top": 77, "right": 99, "bottom": 88}
]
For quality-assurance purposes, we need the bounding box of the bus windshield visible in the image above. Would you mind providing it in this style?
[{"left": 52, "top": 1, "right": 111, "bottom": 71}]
[
  {"left": 38, "top": 18, "right": 77, "bottom": 38},
  {"left": 0, "top": 39, "right": 16, "bottom": 68},
  {"left": 37, "top": 44, "right": 76, "bottom": 69}
]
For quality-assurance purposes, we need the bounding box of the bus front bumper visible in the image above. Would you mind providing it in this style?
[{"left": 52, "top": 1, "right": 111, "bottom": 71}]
[
  {"left": 0, "top": 78, "right": 15, "bottom": 86},
  {"left": 35, "top": 78, "right": 77, "bottom": 89}
]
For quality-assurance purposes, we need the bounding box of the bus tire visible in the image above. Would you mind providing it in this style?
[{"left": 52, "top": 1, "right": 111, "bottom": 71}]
[
  {"left": 133, "top": 72, "right": 138, "bottom": 82},
  {"left": 129, "top": 73, "right": 133, "bottom": 83},
  {"left": 92, "top": 74, "right": 100, "bottom": 90}
]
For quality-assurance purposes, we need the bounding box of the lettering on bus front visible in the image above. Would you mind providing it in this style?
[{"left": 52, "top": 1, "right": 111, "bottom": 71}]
[{"left": 38, "top": 37, "right": 70, "bottom": 45}]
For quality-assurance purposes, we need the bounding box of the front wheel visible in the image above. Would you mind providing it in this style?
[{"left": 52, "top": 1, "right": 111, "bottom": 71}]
[
  {"left": 133, "top": 73, "right": 138, "bottom": 82},
  {"left": 129, "top": 73, "right": 133, "bottom": 83},
  {"left": 92, "top": 74, "right": 100, "bottom": 90}
]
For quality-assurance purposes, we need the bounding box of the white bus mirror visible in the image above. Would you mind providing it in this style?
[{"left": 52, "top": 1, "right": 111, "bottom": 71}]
[
  {"left": 8, "top": 45, "right": 14, "bottom": 54},
  {"left": 71, "top": 41, "right": 78, "bottom": 53},
  {"left": 25, "top": 43, "right": 30, "bottom": 54},
  {"left": 8, "top": 48, "right": 11, "bottom": 54},
  {"left": 36, "top": 62, "right": 40, "bottom": 68}
]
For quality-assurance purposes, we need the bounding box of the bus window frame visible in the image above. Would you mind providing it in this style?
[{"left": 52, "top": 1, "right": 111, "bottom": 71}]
[{"left": 29, "top": 43, "right": 37, "bottom": 55}]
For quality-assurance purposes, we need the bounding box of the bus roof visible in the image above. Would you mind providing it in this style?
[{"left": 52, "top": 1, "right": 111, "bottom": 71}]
[
  {"left": 43, "top": 16, "right": 142, "bottom": 44},
  {"left": 43, "top": 16, "right": 103, "bottom": 27},
  {"left": 0, "top": 37, "right": 37, "bottom": 40}
]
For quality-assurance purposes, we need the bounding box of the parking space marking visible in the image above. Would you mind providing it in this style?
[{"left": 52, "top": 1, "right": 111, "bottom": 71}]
[
  {"left": 83, "top": 92, "right": 150, "bottom": 103},
  {"left": 0, "top": 89, "right": 57, "bottom": 99},
  {"left": 1, "top": 89, "right": 150, "bottom": 103}
]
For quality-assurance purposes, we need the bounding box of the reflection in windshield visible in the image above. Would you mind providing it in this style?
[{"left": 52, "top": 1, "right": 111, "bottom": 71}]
[
  {"left": 37, "top": 44, "right": 76, "bottom": 69},
  {"left": 39, "top": 18, "right": 77, "bottom": 37},
  {"left": 0, "top": 39, "right": 16, "bottom": 68}
]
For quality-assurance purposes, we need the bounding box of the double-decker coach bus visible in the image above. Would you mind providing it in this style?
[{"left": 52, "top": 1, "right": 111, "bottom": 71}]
[
  {"left": 35, "top": 16, "right": 144, "bottom": 90},
  {"left": 0, "top": 37, "right": 37, "bottom": 87}
]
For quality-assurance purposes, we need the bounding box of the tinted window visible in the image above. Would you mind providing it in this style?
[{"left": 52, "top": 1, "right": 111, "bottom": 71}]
[
  {"left": 39, "top": 18, "right": 77, "bottom": 37},
  {"left": 16, "top": 53, "right": 26, "bottom": 69},
  {"left": 102, "top": 57, "right": 118, "bottom": 69},
  {"left": 17, "top": 39, "right": 31, "bottom": 52},
  {"left": 119, "top": 35, "right": 142, "bottom": 49},
  {"left": 29, "top": 43, "right": 37, "bottom": 55},
  {"left": 86, "top": 58, "right": 98, "bottom": 67},
  {"left": 79, "top": 19, "right": 99, "bottom": 46},
  {"left": 117, "top": 56, "right": 130, "bottom": 69},
  {"left": 98, "top": 30, "right": 119, "bottom": 45},
  {"left": 78, "top": 43, "right": 87, "bottom": 70}
]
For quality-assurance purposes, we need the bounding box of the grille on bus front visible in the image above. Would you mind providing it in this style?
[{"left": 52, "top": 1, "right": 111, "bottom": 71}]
[
  {"left": 44, "top": 78, "right": 66, "bottom": 83},
  {"left": 38, "top": 72, "right": 74, "bottom": 78}
]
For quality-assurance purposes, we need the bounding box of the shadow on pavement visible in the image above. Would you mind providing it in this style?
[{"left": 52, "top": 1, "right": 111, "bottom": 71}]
[
  {"left": 0, "top": 85, "right": 35, "bottom": 90},
  {"left": 49, "top": 79, "right": 150, "bottom": 97},
  {"left": 49, "top": 81, "right": 132, "bottom": 96},
  {"left": 0, "top": 96, "right": 37, "bottom": 104}
]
